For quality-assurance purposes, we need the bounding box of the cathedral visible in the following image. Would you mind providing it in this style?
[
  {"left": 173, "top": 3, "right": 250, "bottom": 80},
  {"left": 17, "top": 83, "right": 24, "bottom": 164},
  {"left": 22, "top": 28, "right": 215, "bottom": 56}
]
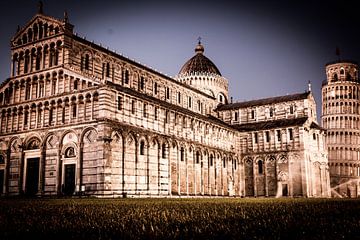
[{"left": 0, "top": 6, "right": 330, "bottom": 198}]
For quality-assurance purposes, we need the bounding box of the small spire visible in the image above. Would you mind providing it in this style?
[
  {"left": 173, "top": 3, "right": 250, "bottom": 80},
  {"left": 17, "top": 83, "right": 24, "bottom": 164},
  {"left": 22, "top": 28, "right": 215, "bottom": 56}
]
[
  {"left": 64, "top": 10, "right": 69, "bottom": 23},
  {"left": 16, "top": 25, "right": 20, "bottom": 33},
  {"left": 195, "top": 37, "right": 204, "bottom": 54},
  {"left": 38, "top": 1, "right": 44, "bottom": 14},
  {"left": 308, "top": 81, "right": 312, "bottom": 92}
]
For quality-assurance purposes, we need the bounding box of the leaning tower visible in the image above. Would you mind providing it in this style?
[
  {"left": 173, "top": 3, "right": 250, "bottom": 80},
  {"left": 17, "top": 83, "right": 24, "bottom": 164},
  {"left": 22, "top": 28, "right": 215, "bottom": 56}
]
[{"left": 322, "top": 60, "right": 360, "bottom": 197}]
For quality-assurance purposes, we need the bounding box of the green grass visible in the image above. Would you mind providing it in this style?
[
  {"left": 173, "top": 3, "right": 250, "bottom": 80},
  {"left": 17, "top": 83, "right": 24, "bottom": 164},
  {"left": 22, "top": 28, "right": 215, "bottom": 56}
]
[{"left": 0, "top": 197, "right": 359, "bottom": 239}]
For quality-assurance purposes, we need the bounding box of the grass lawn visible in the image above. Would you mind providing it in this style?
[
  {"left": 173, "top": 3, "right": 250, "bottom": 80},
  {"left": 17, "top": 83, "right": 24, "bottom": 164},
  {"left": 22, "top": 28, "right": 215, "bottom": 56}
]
[{"left": 0, "top": 197, "right": 359, "bottom": 239}]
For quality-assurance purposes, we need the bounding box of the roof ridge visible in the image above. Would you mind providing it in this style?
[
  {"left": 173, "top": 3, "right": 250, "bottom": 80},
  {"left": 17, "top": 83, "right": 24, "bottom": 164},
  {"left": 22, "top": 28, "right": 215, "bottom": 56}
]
[{"left": 216, "top": 91, "right": 310, "bottom": 111}]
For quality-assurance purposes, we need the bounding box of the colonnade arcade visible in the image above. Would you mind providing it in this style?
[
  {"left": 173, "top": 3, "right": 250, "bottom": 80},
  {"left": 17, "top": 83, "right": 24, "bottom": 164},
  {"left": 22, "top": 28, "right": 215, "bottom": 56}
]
[
  {"left": 0, "top": 125, "right": 240, "bottom": 197},
  {"left": 11, "top": 40, "right": 62, "bottom": 78},
  {"left": 243, "top": 153, "right": 326, "bottom": 197},
  {"left": 0, "top": 90, "right": 99, "bottom": 134}
]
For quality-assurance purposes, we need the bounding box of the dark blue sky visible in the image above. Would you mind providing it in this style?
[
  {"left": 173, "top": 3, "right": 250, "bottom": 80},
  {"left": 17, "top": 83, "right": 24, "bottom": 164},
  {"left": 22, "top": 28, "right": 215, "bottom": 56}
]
[{"left": 1, "top": 0, "right": 360, "bottom": 120}]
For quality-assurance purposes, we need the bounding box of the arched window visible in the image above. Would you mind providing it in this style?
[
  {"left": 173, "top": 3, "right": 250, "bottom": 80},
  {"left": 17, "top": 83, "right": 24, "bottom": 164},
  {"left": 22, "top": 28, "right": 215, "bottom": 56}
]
[
  {"left": 154, "top": 82, "right": 158, "bottom": 94},
  {"left": 162, "top": 143, "right": 166, "bottom": 158},
  {"left": 340, "top": 69, "right": 345, "bottom": 75},
  {"left": 140, "top": 140, "right": 145, "bottom": 155},
  {"left": 210, "top": 154, "right": 213, "bottom": 166},
  {"left": 72, "top": 105, "right": 77, "bottom": 118},
  {"left": 154, "top": 107, "right": 158, "bottom": 120},
  {"left": 258, "top": 160, "right": 263, "bottom": 174},
  {"left": 65, "top": 147, "right": 76, "bottom": 158},
  {"left": 49, "top": 108, "right": 53, "bottom": 125},
  {"left": 143, "top": 103, "right": 147, "bottom": 117},
  {"left": 234, "top": 112, "right": 238, "bottom": 121},
  {"left": 223, "top": 158, "right": 226, "bottom": 168},
  {"left": 35, "top": 49, "right": 42, "bottom": 70},
  {"left": 131, "top": 100, "right": 136, "bottom": 114},
  {"left": 333, "top": 73, "right": 338, "bottom": 81},
  {"left": 139, "top": 77, "right": 145, "bottom": 90},
  {"left": 106, "top": 62, "right": 110, "bottom": 77},
  {"left": 269, "top": 107, "right": 275, "bottom": 117},
  {"left": 196, "top": 151, "right": 200, "bottom": 164},
  {"left": 180, "top": 147, "right": 184, "bottom": 161},
  {"left": 166, "top": 87, "right": 170, "bottom": 99},
  {"left": 124, "top": 69, "right": 129, "bottom": 84},
  {"left": 27, "top": 138, "right": 40, "bottom": 150},
  {"left": 74, "top": 80, "right": 78, "bottom": 90},
  {"left": 0, "top": 155, "right": 5, "bottom": 164},
  {"left": 289, "top": 105, "right": 294, "bottom": 114},
  {"left": 24, "top": 52, "right": 30, "bottom": 73},
  {"left": 84, "top": 54, "right": 90, "bottom": 70}
]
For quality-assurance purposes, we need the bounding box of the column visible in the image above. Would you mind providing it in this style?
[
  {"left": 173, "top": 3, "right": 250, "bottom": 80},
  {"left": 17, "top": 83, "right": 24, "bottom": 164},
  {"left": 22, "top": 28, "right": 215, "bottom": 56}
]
[
  {"left": 134, "top": 138, "right": 138, "bottom": 194},
  {"left": 30, "top": 83, "right": 33, "bottom": 100},
  {"left": 253, "top": 160, "right": 257, "bottom": 197},
  {"left": 288, "top": 156, "right": 293, "bottom": 197},
  {"left": 39, "top": 148, "right": 46, "bottom": 194},
  {"left": 193, "top": 151, "right": 196, "bottom": 195},
  {"left": 17, "top": 111, "right": 20, "bottom": 131},
  {"left": 10, "top": 57, "right": 14, "bottom": 78},
  {"left": 63, "top": 75, "right": 66, "bottom": 93},
  {"left": 9, "top": 112, "right": 13, "bottom": 133},
  {"left": 185, "top": 150, "right": 188, "bottom": 195},
  {"left": 56, "top": 76, "right": 60, "bottom": 94},
  {"left": 208, "top": 156, "right": 211, "bottom": 195},
  {"left": 5, "top": 113, "right": 8, "bottom": 133},
  {"left": 12, "top": 85, "right": 16, "bottom": 104},
  {"left": 177, "top": 147, "right": 180, "bottom": 195},
  {"left": 22, "top": 110, "right": 26, "bottom": 131},
  {"left": 37, "top": 81, "right": 40, "bottom": 98},
  {"left": 76, "top": 101, "right": 79, "bottom": 123},
  {"left": 265, "top": 160, "right": 269, "bottom": 196},
  {"left": 44, "top": 79, "right": 47, "bottom": 97},
  {"left": 167, "top": 143, "right": 171, "bottom": 196},
  {"left": 41, "top": 106, "right": 45, "bottom": 128},
  {"left": 91, "top": 97, "right": 94, "bottom": 120},
  {"left": 35, "top": 107, "right": 38, "bottom": 129},
  {"left": 83, "top": 100, "right": 87, "bottom": 121},
  {"left": 18, "top": 84, "right": 21, "bottom": 103},
  {"left": 0, "top": 113, "right": 3, "bottom": 134}
]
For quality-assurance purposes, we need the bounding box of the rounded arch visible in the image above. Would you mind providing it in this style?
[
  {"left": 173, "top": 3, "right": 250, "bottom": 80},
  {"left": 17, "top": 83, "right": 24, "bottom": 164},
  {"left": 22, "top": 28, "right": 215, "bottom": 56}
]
[
  {"left": 7, "top": 137, "right": 22, "bottom": 153},
  {"left": 111, "top": 130, "right": 124, "bottom": 143},
  {"left": 43, "top": 133, "right": 59, "bottom": 150},
  {"left": 25, "top": 136, "right": 42, "bottom": 150},
  {"left": 81, "top": 127, "right": 98, "bottom": 144},
  {"left": 60, "top": 130, "right": 78, "bottom": 146},
  {"left": 61, "top": 142, "right": 78, "bottom": 156}
]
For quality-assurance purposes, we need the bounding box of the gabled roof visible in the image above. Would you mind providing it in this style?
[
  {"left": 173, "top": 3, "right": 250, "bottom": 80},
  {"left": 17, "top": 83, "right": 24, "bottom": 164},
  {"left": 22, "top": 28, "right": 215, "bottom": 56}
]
[
  {"left": 216, "top": 91, "right": 311, "bottom": 111},
  {"left": 11, "top": 13, "right": 70, "bottom": 49},
  {"left": 233, "top": 117, "right": 308, "bottom": 132}
]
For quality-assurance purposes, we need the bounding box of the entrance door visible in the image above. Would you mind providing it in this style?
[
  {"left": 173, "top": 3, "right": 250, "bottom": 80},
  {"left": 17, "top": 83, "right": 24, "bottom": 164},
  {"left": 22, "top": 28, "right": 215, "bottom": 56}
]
[
  {"left": 25, "top": 158, "right": 40, "bottom": 196},
  {"left": 64, "top": 164, "right": 76, "bottom": 196},
  {"left": 282, "top": 184, "right": 288, "bottom": 196},
  {"left": 0, "top": 169, "right": 4, "bottom": 195}
]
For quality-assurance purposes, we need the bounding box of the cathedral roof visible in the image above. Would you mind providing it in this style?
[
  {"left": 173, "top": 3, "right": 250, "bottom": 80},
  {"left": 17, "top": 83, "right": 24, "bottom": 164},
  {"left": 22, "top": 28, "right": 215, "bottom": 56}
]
[
  {"left": 233, "top": 117, "right": 309, "bottom": 132},
  {"left": 216, "top": 91, "right": 311, "bottom": 111},
  {"left": 178, "top": 41, "right": 221, "bottom": 76}
]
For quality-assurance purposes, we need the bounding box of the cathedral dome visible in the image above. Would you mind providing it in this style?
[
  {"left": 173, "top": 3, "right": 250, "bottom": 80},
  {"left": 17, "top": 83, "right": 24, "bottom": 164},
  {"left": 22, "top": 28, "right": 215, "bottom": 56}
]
[{"left": 178, "top": 41, "right": 221, "bottom": 76}]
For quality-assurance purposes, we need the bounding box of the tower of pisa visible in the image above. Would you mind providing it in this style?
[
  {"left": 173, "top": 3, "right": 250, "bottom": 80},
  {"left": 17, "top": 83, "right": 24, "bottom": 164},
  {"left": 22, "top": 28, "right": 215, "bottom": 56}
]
[{"left": 322, "top": 60, "right": 360, "bottom": 197}]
